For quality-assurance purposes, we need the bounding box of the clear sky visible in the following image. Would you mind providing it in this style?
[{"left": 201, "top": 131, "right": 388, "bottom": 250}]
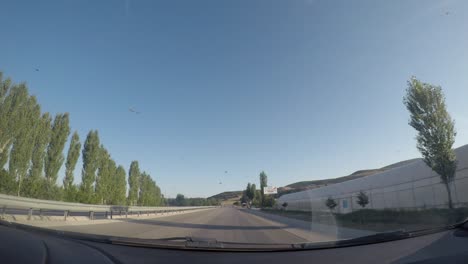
[{"left": 1, "top": 0, "right": 468, "bottom": 198}]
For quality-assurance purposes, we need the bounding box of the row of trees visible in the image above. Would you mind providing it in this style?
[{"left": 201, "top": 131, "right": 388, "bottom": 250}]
[
  {"left": 241, "top": 171, "right": 275, "bottom": 208},
  {"left": 166, "top": 194, "right": 220, "bottom": 206},
  {"left": 0, "top": 72, "right": 164, "bottom": 206}
]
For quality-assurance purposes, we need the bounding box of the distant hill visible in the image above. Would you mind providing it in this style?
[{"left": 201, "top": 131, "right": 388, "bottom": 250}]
[
  {"left": 380, "top": 158, "right": 420, "bottom": 170},
  {"left": 209, "top": 157, "right": 421, "bottom": 201},
  {"left": 277, "top": 158, "right": 421, "bottom": 196},
  {"left": 208, "top": 191, "right": 243, "bottom": 201}
]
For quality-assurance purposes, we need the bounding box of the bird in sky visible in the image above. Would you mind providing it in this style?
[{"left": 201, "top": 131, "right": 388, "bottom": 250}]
[
  {"left": 34, "top": 68, "right": 39, "bottom": 72},
  {"left": 219, "top": 182, "right": 222, "bottom": 184},
  {"left": 224, "top": 171, "right": 228, "bottom": 174},
  {"left": 128, "top": 107, "right": 140, "bottom": 114}
]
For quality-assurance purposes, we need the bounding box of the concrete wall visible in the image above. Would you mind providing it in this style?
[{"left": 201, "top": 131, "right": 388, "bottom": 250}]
[{"left": 277, "top": 145, "right": 468, "bottom": 213}]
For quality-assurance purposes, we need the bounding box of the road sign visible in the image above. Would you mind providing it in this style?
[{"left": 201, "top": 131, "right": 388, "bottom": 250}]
[{"left": 263, "top": 186, "right": 278, "bottom": 194}]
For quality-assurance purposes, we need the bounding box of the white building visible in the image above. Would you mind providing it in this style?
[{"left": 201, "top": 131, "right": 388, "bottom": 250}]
[{"left": 277, "top": 145, "right": 468, "bottom": 213}]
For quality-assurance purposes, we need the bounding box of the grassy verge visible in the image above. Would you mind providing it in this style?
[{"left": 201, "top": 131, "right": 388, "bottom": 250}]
[{"left": 261, "top": 208, "right": 468, "bottom": 232}]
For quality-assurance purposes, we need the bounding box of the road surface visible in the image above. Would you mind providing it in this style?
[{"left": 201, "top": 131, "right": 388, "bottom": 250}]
[{"left": 48, "top": 207, "right": 318, "bottom": 244}]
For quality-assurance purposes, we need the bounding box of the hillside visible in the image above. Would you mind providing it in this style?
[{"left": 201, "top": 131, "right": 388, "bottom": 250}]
[
  {"left": 208, "top": 191, "right": 243, "bottom": 201},
  {"left": 209, "top": 157, "right": 421, "bottom": 201},
  {"left": 278, "top": 158, "right": 420, "bottom": 196}
]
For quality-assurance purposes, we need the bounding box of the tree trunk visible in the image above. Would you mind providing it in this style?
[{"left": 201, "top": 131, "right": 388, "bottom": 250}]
[
  {"left": 444, "top": 182, "right": 454, "bottom": 209},
  {"left": 0, "top": 138, "right": 12, "bottom": 154}
]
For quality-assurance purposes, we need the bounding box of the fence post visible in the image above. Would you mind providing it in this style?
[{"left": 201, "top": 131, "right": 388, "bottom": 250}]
[
  {"left": 64, "top": 210, "right": 68, "bottom": 221},
  {"left": 125, "top": 211, "right": 128, "bottom": 218},
  {"left": 39, "top": 209, "right": 43, "bottom": 220},
  {"left": 89, "top": 211, "right": 94, "bottom": 220},
  {"left": 110, "top": 210, "right": 113, "bottom": 219},
  {"left": 105, "top": 211, "right": 108, "bottom": 219},
  {"left": 28, "top": 208, "right": 33, "bottom": 220}
]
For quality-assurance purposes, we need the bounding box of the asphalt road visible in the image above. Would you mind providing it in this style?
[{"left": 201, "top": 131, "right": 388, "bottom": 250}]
[{"left": 49, "top": 207, "right": 312, "bottom": 244}]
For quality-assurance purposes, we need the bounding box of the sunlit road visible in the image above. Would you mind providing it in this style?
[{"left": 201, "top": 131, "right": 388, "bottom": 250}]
[{"left": 50, "top": 207, "right": 311, "bottom": 244}]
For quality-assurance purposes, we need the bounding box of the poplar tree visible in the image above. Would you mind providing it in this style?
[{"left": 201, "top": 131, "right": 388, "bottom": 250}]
[
  {"left": 45, "top": 113, "right": 70, "bottom": 193},
  {"left": 24, "top": 113, "right": 51, "bottom": 198},
  {"left": 63, "top": 131, "right": 81, "bottom": 201},
  {"left": 128, "top": 161, "right": 140, "bottom": 205},
  {"left": 9, "top": 93, "right": 40, "bottom": 196},
  {"left": 404, "top": 77, "right": 458, "bottom": 209},
  {"left": 79, "top": 130, "right": 100, "bottom": 203}
]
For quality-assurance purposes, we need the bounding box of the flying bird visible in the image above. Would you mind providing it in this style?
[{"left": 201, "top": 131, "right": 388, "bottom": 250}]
[
  {"left": 219, "top": 182, "right": 222, "bottom": 184},
  {"left": 224, "top": 171, "right": 228, "bottom": 173},
  {"left": 34, "top": 68, "right": 39, "bottom": 72},
  {"left": 128, "top": 107, "right": 140, "bottom": 114}
]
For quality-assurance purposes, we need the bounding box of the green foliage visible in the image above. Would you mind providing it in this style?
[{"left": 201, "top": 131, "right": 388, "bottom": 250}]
[
  {"left": 95, "top": 146, "right": 112, "bottom": 204},
  {"left": 0, "top": 72, "right": 164, "bottom": 206},
  {"left": 9, "top": 91, "right": 40, "bottom": 196},
  {"left": 128, "top": 161, "right": 140, "bottom": 205},
  {"left": 137, "top": 172, "right": 162, "bottom": 206},
  {"left": 0, "top": 168, "right": 15, "bottom": 195},
  {"left": 252, "top": 190, "right": 262, "bottom": 207},
  {"left": 250, "top": 184, "right": 256, "bottom": 200},
  {"left": 0, "top": 75, "right": 23, "bottom": 169},
  {"left": 259, "top": 171, "right": 268, "bottom": 207},
  {"left": 63, "top": 184, "right": 78, "bottom": 202},
  {"left": 244, "top": 182, "right": 256, "bottom": 201},
  {"left": 356, "top": 191, "right": 369, "bottom": 208},
  {"left": 79, "top": 130, "right": 100, "bottom": 203},
  {"left": 262, "top": 195, "right": 276, "bottom": 208},
  {"left": 44, "top": 113, "right": 70, "bottom": 197},
  {"left": 63, "top": 131, "right": 81, "bottom": 201},
  {"left": 242, "top": 182, "right": 258, "bottom": 206},
  {"left": 175, "top": 194, "right": 186, "bottom": 206},
  {"left": 25, "top": 113, "right": 52, "bottom": 198},
  {"left": 110, "top": 165, "right": 127, "bottom": 205},
  {"left": 404, "top": 77, "right": 457, "bottom": 209},
  {"left": 166, "top": 195, "right": 220, "bottom": 206},
  {"left": 325, "top": 197, "right": 337, "bottom": 210}
]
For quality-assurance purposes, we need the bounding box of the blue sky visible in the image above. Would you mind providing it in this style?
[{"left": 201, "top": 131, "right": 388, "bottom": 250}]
[{"left": 1, "top": 0, "right": 468, "bottom": 198}]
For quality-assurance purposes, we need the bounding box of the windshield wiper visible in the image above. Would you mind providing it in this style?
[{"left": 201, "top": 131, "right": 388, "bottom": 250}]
[{"left": 111, "top": 236, "right": 296, "bottom": 250}]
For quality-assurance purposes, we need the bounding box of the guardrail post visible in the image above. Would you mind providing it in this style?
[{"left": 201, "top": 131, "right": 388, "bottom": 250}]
[
  {"left": 28, "top": 208, "right": 33, "bottom": 220},
  {"left": 39, "top": 209, "right": 43, "bottom": 220},
  {"left": 125, "top": 211, "right": 128, "bottom": 218},
  {"left": 89, "top": 211, "right": 94, "bottom": 220},
  {"left": 64, "top": 210, "right": 68, "bottom": 221},
  {"left": 105, "top": 211, "right": 108, "bottom": 219},
  {"left": 138, "top": 211, "right": 140, "bottom": 217},
  {"left": 2, "top": 206, "right": 6, "bottom": 219},
  {"left": 110, "top": 210, "right": 113, "bottom": 219}
]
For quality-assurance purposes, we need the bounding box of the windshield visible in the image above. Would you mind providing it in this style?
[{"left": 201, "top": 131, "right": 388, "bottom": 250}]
[{"left": 1, "top": 0, "right": 468, "bottom": 250}]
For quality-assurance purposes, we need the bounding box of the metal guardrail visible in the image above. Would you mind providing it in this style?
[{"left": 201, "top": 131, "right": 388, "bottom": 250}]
[{"left": 0, "top": 193, "right": 216, "bottom": 221}]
